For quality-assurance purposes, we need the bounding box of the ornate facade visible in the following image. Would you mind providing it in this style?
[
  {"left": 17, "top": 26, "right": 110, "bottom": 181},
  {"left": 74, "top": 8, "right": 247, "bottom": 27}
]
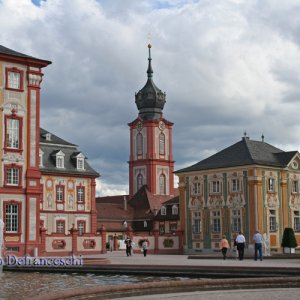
[
  {"left": 0, "top": 45, "right": 101, "bottom": 256},
  {"left": 0, "top": 45, "right": 50, "bottom": 256},
  {"left": 176, "top": 136, "right": 300, "bottom": 254}
]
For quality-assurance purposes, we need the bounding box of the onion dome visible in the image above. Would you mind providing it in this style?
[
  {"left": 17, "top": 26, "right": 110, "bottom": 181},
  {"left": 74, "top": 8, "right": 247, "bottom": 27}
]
[{"left": 135, "top": 44, "right": 166, "bottom": 120}]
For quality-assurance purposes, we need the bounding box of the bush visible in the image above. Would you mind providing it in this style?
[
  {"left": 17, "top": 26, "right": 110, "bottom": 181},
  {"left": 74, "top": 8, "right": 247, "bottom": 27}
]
[{"left": 281, "top": 227, "right": 298, "bottom": 248}]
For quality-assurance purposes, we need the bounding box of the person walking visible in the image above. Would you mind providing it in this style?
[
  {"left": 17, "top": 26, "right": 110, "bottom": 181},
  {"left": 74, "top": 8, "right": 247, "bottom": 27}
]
[
  {"left": 109, "top": 237, "right": 114, "bottom": 252},
  {"left": 142, "top": 240, "right": 148, "bottom": 257},
  {"left": 235, "top": 231, "right": 246, "bottom": 260},
  {"left": 253, "top": 230, "right": 263, "bottom": 261},
  {"left": 220, "top": 235, "right": 230, "bottom": 260},
  {"left": 125, "top": 237, "right": 132, "bottom": 256}
]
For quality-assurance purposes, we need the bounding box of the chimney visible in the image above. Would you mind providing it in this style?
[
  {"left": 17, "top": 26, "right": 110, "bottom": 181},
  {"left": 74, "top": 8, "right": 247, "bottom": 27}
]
[{"left": 124, "top": 195, "right": 127, "bottom": 211}]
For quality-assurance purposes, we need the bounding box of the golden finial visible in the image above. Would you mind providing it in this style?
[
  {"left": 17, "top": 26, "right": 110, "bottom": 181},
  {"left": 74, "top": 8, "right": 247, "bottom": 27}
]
[{"left": 147, "top": 32, "right": 152, "bottom": 48}]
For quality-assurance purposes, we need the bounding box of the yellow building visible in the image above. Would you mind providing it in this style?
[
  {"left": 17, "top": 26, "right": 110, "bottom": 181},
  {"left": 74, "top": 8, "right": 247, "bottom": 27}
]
[{"left": 175, "top": 135, "right": 300, "bottom": 254}]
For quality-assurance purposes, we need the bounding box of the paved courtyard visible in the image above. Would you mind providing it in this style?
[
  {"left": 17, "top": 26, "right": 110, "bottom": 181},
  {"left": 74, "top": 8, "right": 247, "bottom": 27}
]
[{"left": 87, "top": 250, "right": 300, "bottom": 269}]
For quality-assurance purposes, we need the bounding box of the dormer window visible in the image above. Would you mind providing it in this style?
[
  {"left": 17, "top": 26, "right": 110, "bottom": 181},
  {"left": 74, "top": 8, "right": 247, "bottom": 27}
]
[
  {"left": 76, "top": 153, "right": 85, "bottom": 170},
  {"left": 161, "top": 206, "right": 166, "bottom": 215},
  {"left": 172, "top": 205, "right": 178, "bottom": 215},
  {"left": 46, "top": 133, "right": 52, "bottom": 141},
  {"left": 55, "top": 151, "right": 65, "bottom": 168}
]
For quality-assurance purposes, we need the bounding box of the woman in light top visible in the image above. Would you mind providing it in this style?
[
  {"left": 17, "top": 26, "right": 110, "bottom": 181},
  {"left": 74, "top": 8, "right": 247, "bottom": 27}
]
[{"left": 220, "top": 235, "right": 230, "bottom": 260}]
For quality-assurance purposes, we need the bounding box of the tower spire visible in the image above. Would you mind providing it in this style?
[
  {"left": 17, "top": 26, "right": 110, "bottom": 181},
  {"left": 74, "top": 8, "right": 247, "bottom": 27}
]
[
  {"left": 135, "top": 40, "right": 166, "bottom": 120},
  {"left": 147, "top": 43, "right": 153, "bottom": 79}
]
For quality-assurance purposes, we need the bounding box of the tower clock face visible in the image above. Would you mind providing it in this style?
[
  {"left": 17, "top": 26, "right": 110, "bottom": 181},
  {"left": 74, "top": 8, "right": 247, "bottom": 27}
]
[
  {"left": 158, "top": 121, "right": 165, "bottom": 131},
  {"left": 136, "top": 121, "right": 143, "bottom": 131}
]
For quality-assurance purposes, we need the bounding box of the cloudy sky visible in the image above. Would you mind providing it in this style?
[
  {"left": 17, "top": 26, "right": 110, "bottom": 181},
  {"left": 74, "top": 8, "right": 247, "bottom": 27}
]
[{"left": 1, "top": 0, "right": 300, "bottom": 196}]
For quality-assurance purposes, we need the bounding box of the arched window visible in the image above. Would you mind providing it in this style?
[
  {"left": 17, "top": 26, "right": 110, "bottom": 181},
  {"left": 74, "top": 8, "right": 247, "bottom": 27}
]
[
  {"left": 137, "top": 173, "right": 143, "bottom": 190},
  {"left": 159, "top": 133, "right": 165, "bottom": 155},
  {"left": 161, "top": 206, "right": 166, "bottom": 215},
  {"left": 159, "top": 174, "right": 166, "bottom": 195},
  {"left": 137, "top": 133, "right": 143, "bottom": 155},
  {"left": 172, "top": 205, "right": 178, "bottom": 215}
]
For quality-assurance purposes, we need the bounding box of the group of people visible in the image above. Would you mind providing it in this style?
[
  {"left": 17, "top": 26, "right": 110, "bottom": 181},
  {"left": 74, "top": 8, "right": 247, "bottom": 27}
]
[
  {"left": 220, "top": 230, "right": 263, "bottom": 261},
  {"left": 124, "top": 237, "right": 148, "bottom": 257}
]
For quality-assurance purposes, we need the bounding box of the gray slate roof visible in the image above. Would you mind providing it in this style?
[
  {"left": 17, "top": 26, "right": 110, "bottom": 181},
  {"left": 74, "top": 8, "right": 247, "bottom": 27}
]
[
  {"left": 175, "top": 137, "right": 298, "bottom": 173},
  {"left": 0, "top": 45, "right": 51, "bottom": 65},
  {"left": 40, "top": 128, "right": 99, "bottom": 177}
]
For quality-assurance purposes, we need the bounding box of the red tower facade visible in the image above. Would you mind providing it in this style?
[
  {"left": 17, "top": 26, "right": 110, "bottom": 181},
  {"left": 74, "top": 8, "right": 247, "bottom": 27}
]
[{"left": 129, "top": 44, "right": 175, "bottom": 198}]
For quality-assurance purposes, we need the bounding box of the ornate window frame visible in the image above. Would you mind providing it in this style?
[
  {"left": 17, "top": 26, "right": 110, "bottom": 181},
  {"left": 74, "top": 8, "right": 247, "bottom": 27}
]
[
  {"left": 4, "top": 113, "right": 23, "bottom": 153},
  {"left": 211, "top": 210, "right": 221, "bottom": 233},
  {"left": 269, "top": 209, "right": 278, "bottom": 232},
  {"left": 56, "top": 219, "right": 66, "bottom": 234},
  {"left": 77, "top": 220, "right": 86, "bottom": 236},
  {"left": 76, "top": 186, "right": 85, "bottom": 203},
  {"left": 56, "top": 184, "right": 65, "bottom": 203},
  {"left": 292, "top": 180, "right": 299, "bottom": 194},
  {"left": 4, "top": 164, "right": 22, "bottom": 188},
  {"left": 5, "top": 67, "right": 24, "bottom": 91},
  {"left": 3, "top": 200, "right": 22, "bottom": 236},
  {"left": 294, "top": 210, "right": 300, "bottom": 232},
  {"left": 267, "top": 178, "right": 276, "bottom": 193},
  {"left": 231, "top": 178, "right": 240, "bottom": 192},
  {"left": 192, "top": 211, "right": 201, "bottom": 234},
  {"left": 231, "top": 209, "right": 241, "bottom": 232}
]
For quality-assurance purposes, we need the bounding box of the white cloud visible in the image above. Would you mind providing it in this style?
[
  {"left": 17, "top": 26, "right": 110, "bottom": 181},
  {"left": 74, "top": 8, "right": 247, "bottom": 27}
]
[
  {"left": 96, "top": 179, "right": 128, "bottom": 196},
  {"left": 1, "top": 0, "right": 300, "bottom": 194}
]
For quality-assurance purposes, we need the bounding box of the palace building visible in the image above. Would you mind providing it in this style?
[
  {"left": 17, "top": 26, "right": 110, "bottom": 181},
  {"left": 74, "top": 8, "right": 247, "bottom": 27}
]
[
  {"left": 96, "top": 44, "right": 182, "bottom": 254},
  {"left": 0, "top": 45, "right": 101, "bottom": 256},
  {"left": 175, "top": 135, "right": 300, "bottom": 254}
]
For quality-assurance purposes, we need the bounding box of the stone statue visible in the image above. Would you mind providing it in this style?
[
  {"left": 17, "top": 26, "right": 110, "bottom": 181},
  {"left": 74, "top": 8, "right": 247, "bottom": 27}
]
[
  {"left": 47, "top": 193, "right": 52, "bottom": 208},
  {"left": 262, "top": 233, "right": 271, "bottom": 256},
  {"left": 68, "top": 194, "right": 74, "bottom": 209}
]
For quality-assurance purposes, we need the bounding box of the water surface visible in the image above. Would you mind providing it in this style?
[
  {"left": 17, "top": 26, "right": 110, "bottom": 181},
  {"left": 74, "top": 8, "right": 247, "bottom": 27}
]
[{"left": 0, "top": 271, "right": 191, "bottom": 299}]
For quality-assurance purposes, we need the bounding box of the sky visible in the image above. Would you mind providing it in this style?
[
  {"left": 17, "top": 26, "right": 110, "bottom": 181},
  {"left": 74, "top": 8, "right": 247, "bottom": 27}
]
[{"left": 1, "top": 0, "right": 300, "bottom": 196}]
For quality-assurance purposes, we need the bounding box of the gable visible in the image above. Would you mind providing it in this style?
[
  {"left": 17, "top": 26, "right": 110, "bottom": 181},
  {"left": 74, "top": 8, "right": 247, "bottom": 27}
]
[{"left": 287, "top": 152, "right": 300, "bottom": 171}]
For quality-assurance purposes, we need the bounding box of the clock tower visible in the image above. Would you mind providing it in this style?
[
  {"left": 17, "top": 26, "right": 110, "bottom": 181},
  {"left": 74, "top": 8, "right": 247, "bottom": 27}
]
[{"left": 128, "top": 44, "right": 175, "bottom": 198}]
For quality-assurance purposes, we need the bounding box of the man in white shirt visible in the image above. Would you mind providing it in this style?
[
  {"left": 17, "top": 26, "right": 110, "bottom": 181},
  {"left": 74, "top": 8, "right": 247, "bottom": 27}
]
[
  {"left": 253, "top": 230, "right": 263, "bottom": 261},
  {"left": 235, "top": 231, "right": 246, "bottom": 260}
]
